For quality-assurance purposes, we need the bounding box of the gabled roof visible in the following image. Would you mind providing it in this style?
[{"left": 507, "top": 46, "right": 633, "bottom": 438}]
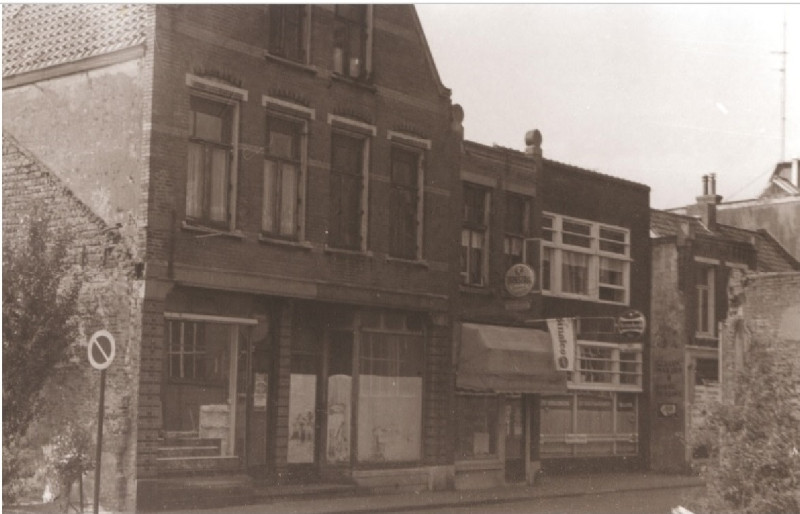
[
  {"left": 2, "top": 4, "right": 148, "bottom": 78},
  {"left": 650, "top": 209, "right": 799, "bottom": 272}
]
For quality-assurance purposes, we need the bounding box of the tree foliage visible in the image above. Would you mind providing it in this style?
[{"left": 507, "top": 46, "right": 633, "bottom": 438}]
[
  {"left": 2, "top": 212, "right": 83, "bottom": 440},
  {"left": 691, "top": 336, "right": 800, "bottom": 513}
]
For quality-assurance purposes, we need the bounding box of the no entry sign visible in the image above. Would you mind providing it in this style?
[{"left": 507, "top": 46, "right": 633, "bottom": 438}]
[{"left": 88, "top": 330, "right": 116, "bottom": 370}]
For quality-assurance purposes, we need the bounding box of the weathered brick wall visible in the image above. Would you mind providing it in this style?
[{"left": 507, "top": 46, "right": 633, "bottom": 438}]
[
  {"left": 721, "top": 271, "right": 800, "bottom": 406},
  {"left": 3, "top": 133, "right": 142, "bottom": 512}
]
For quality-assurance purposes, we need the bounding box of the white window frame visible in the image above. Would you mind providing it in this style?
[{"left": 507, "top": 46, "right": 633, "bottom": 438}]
[
  {"left": 185, "top": 74, "right": 247, "bottom": 232},
  {"left": 567, "top": 341, "right": 643, "bottom": 392},
  {"left": 261, "top": 95, "right": 315, "bottom": 242},
  {"left": 327, "top": 115, "right": 375, "bottom": 253},
  {"left": 331, "top": 4, "right": 373, "bottom": 80},
  {"left": 695, "top": 260, "right": 716, "bottom": 337},
  {"left": 461, "top": 182, "right": 491, "bottom": 286},
  {"left": 541, "top": 212, "right": 631, "bottom": 304},
  {"left": 387, "top": 131, "right": 430, "bottom": 261}
]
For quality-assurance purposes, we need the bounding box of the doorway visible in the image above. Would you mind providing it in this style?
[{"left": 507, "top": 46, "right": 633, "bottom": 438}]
[{"left": 504, "top": 396, "right": 526, "bottom": 482}]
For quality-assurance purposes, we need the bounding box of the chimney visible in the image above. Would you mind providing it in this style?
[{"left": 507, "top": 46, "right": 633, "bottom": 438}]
[
  {"left": 696, "top": 173, "right": 722, "bottom": 230},
  {"left": 525, "top": 129, "right": 543, "bottom": 169}
]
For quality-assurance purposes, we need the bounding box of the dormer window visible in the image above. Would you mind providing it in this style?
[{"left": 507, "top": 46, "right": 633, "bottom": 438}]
[{"left": 332, "top": 5, "right": 371, "bottom": 80}]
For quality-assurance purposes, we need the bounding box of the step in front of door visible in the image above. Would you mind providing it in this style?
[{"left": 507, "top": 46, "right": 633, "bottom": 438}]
[{"left": 157, "top": 455, "right": 241, "bottom": 476}]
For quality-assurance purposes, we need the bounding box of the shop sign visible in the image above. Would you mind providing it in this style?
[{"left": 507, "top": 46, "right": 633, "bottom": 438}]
[
  {"left": 617, "top": 309, "right": 647, "bottom": 338},
  {"left": 504, "top": 263, "right": 536, "bottom": 297},
  {"left": 546, "top": 318, "right": 576, "bottom": 371}
]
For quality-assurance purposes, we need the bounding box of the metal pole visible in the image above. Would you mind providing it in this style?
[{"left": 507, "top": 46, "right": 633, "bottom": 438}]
[{"left": 93, "top": 369, "right": 106, "bottom": 514}]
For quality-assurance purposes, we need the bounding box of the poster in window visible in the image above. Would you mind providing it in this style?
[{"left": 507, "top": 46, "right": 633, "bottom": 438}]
[
  {"left": 253, "top": 373, "right": 268, "bottom": 409},
  {"left": 288, "top": 373, "right": 316, "bottom": 464}
]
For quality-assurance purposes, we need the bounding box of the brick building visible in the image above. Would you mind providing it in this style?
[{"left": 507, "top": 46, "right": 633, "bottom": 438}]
[
  {"left": 4, "top": 4, "right": 461, "bottom": 509},
  {"left": 451, "top": 132, "right": 652, "bottom": 488},
  {"left": 649, "top": 175, "right": 799, "bottom": 472}
]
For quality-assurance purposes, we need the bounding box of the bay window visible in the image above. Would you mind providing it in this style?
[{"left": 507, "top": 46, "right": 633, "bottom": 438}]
[{"left": 541, "top": 213, "right": 630, "bottom": 304}]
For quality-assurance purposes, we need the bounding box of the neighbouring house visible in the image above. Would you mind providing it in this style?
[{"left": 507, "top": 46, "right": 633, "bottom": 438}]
[
  {"left": 672, "top": 158, "right": 800, "bottom": 260},
  {"left": 4, "top": 4, "right": 462, "bottom": 510},
  {"left": 452, "top": 130, "right": 651, "bottom": 489},
  {"left": 2, "top": 131, "right": 142, "bottom": 511},
  {"left": 649, "top": 174, "right": 799, "bottom": 473}
]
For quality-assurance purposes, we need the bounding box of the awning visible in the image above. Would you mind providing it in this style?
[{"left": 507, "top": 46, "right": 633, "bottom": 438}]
[{"left": 456, "top": 323, "right": 568, "bottom": 394}]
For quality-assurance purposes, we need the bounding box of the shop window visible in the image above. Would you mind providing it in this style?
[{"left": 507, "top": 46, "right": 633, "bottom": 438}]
[
  {"left": 503, "top": 193, "right": 531, "bottom": 271},
  {"left": 461, "top": 183, "right": 490, "bottom": 286},
  {"left": 267, "top": 5, "right": 309, "bottom": 63},
  {"left": 186, "top": 95, "right": 236, "bottom": 229},
  {"left": 357, "top": 312, "right": 424, "bottom": 463},
  {"left": 332, "top": 5, "right": 370, "bottom": 79},
  {"left": 540, "top": 213, "right": 630, "bottom": 304},
  {"left": 455, "top": 395, "right": 499, "bottom": 459},
  {"left": 696, "top": 264, "right": 715, "bottom": 336},
  {"left": 389, "top": 146, "right": 423, "bottom": 260},
  {"left": 263, "top": 114, "right": 304, "bottom": 239},
  {"left": 540, "top": 392, "right": 638, "bottom": 458}
]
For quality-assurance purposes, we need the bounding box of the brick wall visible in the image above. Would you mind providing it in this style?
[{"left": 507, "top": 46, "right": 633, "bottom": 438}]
[{"left": 3, "top": 133, "right": 142, "bottom": 511}]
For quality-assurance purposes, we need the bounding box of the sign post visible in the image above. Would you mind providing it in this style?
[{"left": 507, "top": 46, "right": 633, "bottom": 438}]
[{"left": 88, "top": 330, "right": 115, "bottom": 514}]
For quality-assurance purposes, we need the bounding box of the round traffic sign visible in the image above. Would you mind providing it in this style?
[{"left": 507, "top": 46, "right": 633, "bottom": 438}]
[{"left": 88, "top": 330, "right": 116, "bottom": 370}]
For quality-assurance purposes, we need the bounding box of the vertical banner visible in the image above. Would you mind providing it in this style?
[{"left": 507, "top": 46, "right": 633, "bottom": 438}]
[{"left": 547, "top": 318, "right": 576, "bottom": 371}]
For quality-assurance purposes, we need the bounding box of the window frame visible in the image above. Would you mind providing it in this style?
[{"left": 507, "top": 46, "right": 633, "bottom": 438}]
[
  {"left": 541, "top": 212, "right": 631, "bottom": 304},
  {"left": 266, "top": 5, "right": 311, "bottom": 64},
  {"left": 461, "top": 182, "right": 491, "bottom": 286},
  {"left": 332, "top": 4, "right": 373, "bottom": 80},
  {"left": 184, "top": 74, "right": 246, "bottom": 232},
  {"left": 326, "top": 115, "right": 375, "bottom": 253},
  {"left": 503, "top": 192, "right": 531, "bottom": 272},
  {"left": 387, "top": 131, "right": 430, "bottom": 261},
  {"left": 695, "top": 261, "right": 716, "bottom": 337},
  {"left": 567, "top": 341, "right": 643, "bottom": 392},
  {"left": 261, "top": 96, "right": 315, "bottom": 242}
]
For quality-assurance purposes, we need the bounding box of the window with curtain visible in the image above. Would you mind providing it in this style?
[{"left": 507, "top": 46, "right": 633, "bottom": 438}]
[
  {"left": 333, "top": 5, "right": 367, "bottom": 79},
  {"left": 461, "top": 183, "right": 490, "bottom": 286},
  {"left": 503, "top": 193, "right": 530, "bottom": 272},
  {"left": 263, "top": 114, "right": 303, "bottom": 238},
  {"left": 187, "top": 95, "right": 234, "bottom": 228},
  {"left": 540, "top": 213, "right": 630, "bottom": 304}
]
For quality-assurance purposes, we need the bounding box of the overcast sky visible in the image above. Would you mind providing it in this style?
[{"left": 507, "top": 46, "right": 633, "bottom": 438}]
[{"left": 417, "top": 4, "right": 800, "bottom": 209}]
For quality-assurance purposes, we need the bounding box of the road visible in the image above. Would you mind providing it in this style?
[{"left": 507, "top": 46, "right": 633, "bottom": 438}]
[{"left": 425, "top": 486, "right": 704, "bottom": 514}]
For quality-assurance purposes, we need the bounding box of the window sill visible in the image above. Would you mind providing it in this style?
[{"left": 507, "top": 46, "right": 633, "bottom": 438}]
[
  {"left": 385, "top": 255, "right": 429, "bottom": 268},
  {"left": 459, "top": 284, "right": 493, "bottom": 295},
  {"left": 258, "top": 235, "right": 313, "bottom": 251},
  {"left": 540, "top": 290, "right": 629, "bottom": 306},
  {"left": 323, "top": 245, "right": 374, "bottom": 258},
  {"left": 330, "top": 72, "right": 377, "bottom": 93},
  {"left": 181, "top": 221, "right": 244, "bottom": 240},
  {"left": 566, "top": 382, "right": 643, "bottom": 393},
  {"left": 263, "top": 52, "right": 318, "bottom": 75}
]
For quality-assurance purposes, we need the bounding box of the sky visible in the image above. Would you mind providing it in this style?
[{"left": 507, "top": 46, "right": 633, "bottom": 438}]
[{"left": 416, "top": 4, "right": 800, "bottom": 209}]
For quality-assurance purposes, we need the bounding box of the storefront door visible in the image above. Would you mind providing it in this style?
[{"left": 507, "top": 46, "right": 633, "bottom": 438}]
[{"left": 504, "top": 397, "right": 526, "bottom": 482}]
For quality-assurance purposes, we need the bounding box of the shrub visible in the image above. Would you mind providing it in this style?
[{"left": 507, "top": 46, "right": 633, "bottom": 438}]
[{"left": 691, "top": 336, "right": 800, "bottom": 513}]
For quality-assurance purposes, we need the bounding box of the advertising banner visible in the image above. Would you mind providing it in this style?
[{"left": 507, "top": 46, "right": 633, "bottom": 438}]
[{"left": 547, "top": 318, "right": 576, "bottom": 371}]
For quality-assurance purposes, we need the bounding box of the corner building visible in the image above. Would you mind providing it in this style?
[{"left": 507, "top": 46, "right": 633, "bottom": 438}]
[
  {"left": 141, "top": 4, "right": 461, "bottom": 498},
  {"left": 4, "top": 4, "right": 462, "bottom": 509}
]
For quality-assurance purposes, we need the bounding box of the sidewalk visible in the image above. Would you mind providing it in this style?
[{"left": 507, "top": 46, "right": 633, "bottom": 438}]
[
  {"left": 5, "top": 472, "right": 704, "bottom": 513},
  {"left": 175, "top": 472, "right": 704, "bottom": 514}
]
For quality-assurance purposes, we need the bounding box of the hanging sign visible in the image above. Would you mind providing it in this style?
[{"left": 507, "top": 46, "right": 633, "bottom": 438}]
[
  {"left": 546, "top": 318, "right": 576, "bottom": 371},
  {"left": 88, "top": 330, "right": 116, "bottom": 370},
  {"left": 504, "top": 263, "right": 536, "bottom": 297},
  {"left": 617, "top": 309, "right": 647, "bottom": 339}
]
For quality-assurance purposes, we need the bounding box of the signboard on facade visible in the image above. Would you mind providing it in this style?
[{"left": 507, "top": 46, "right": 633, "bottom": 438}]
[
  {"left": 617, "top": 309, "right": 647, "bottom": 339},
  {"left": 546, "top": 318, "right": 576, "bottom": 371},
  {"left": 504, "top": 263, "right": 536, "bottom": 297}
]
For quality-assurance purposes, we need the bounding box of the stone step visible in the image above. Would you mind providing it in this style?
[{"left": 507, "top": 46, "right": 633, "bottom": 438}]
[
  {"left": 156, "top": 455, "right": 241, "bottom": 476},
  {"left": 137, "top": 474, "right": 255, "bottom": 511},
  {"left": 157, "top": 445, "right": 221, "bottom": 458}
]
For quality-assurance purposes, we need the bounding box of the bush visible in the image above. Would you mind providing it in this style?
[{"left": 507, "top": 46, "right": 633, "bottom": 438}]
[{"left": 691, "top": 336, "right": 800, "bottom": 513}]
